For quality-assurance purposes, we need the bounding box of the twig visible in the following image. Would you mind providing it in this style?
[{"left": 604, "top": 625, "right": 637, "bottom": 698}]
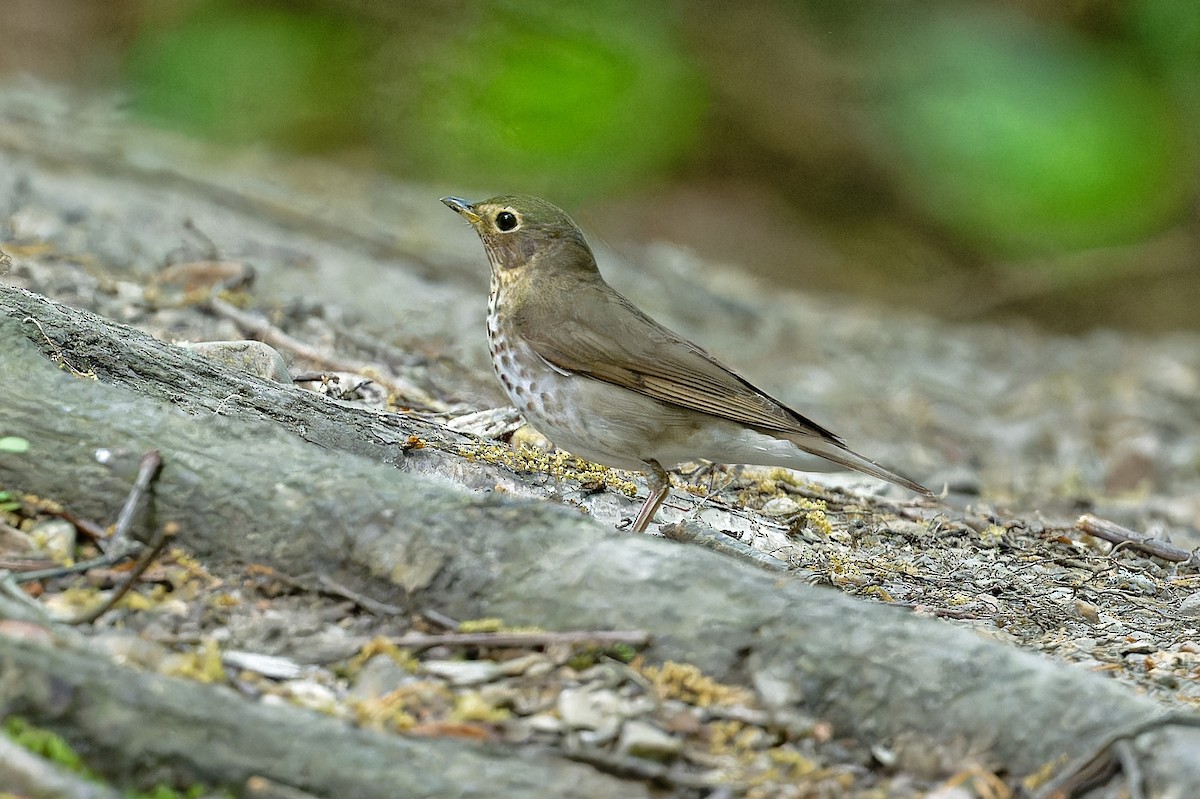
[
  {"left": 205, "top": 296, "right": 444, "bottom": 411},
  {"left": 1031, "top": 713, "right": 1200, "bottom": 799},
  {"left": 1075, "top": 514, "right": 1196, "bottom": 565},
  {"left": 561, "top": 743, "right": 724, "bottom": 790},
  {"left": 69, "top": 522, "right": 176, "bottom": 625},
  {"left": 244, "top": 776, "right": 325, "bottom": 799},
  {"left": 22, "top": 315, "right": 90, "bottom": 377},
  {"left": 388, "top": 629, "right": 651, "bottom": 652},
  {"left": 10, "top": 499, "right": 108, "bottom": 542},
  {"left": 0, "top": 570, "right": 54, "bottom": 619},
  {"left": 8, "top": 538, "right": 141, "bottom": 584},
  {"left": 6, "top": 449, "right": 171, "bottom": 624},
  {"left": 659, "top": 520, "right": 790, "bottom": 573},
  {"left": 106, "top": 449, "right": 162, "bottom": 551},
  {"left": 9, "top": 449, "right": 164, "bottom": 586},
  {"left": 886, "top": 602, "right": 980, "bottom": 620},
  {"left": 317, "top": 574, "right": 405, "bottom": 616},
  {"left": 420, "top": 608, "right": 461, "bottom": 630}
]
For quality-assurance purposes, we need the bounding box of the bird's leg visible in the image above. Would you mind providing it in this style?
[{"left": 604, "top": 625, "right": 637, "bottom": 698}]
[{"left": 631, "top": 459, "right": 671, "bottom": 533}]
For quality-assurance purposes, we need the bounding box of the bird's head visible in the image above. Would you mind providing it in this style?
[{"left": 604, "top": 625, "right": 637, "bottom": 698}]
[{"left": 441, "top": 194, "right": 595, "bottom": 277}]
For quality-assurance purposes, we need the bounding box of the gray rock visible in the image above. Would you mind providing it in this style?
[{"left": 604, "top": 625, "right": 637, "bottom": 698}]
[
  {"left": 179, "top": 340, "right": 291, "bottom": 383},
  {"left": 616, "top": 720, "right": 682, "bottom": 760},
  {"left": 420, "top": 659, "right": 504, "bottom": 686}
]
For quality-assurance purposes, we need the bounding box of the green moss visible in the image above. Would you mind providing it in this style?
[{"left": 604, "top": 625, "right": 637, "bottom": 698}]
[{"left": 3, "top": 717, "right": 231, "bottom": 799}]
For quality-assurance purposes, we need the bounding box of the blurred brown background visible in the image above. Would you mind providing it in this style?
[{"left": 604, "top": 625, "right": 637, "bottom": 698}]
[{"left": 3, "top": 0, "right": 1198, "bottom": 332}]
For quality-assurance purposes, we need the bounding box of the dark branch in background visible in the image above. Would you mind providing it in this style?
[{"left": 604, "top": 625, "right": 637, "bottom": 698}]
[{"left": 1075, "top": 514, "right": 1196, "bottom": 565}]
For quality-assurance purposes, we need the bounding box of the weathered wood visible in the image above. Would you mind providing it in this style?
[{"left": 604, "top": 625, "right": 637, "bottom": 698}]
[
  {"left": 0, "top": 631, "right": 646, "bottom": 799},
  {"left": 3, "top": 286, "right": 1200, "bottom": 795}
]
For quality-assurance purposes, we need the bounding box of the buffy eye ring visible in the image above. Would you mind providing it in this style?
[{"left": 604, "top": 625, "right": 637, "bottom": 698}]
[{"left": 496, "top": 211, "right": 519, "bottom": 231}]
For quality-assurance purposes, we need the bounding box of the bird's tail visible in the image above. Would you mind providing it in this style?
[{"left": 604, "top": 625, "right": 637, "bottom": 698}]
[{"left": 787, "top": 434, "right": 935, "bottom": 497}]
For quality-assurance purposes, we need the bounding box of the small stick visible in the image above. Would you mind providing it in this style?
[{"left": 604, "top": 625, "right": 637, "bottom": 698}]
[
  {"left": 659, "top": 520, "right": 790, "bottom": 573},
  {"left": 1075, "top": 514, "right": 1195, "bottom": 564},
  {"left": 9, "top": 538, "right": 141, "bottom": 584},
  {"left": 388, "top": 629, "right": 650, "bottom": 653},
  {"left": 886, "top": 601, "right": 980, "bottom": 620},
  {"left": 316, "top": 574, "right": 405, "bottom": 616},
  {"left": 106, "top": 450, "right": 162, "bottom": 551},
  {"left": 206, "top": 296, "right": 443, "bottom": 411},
  {"left": 561, "top": 743, "right": 725, "bottom": 791},
  {"left": 69, "top": 523, "right": 176, "bottom": 625}
]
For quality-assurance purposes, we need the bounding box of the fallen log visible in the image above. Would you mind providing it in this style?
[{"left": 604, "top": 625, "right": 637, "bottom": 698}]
[
  {"left": 0, "top": 630, "right": 645, "bottom": 799},
  {"left": 3, "top": 286, "right": 1199, "bottom": 796}
]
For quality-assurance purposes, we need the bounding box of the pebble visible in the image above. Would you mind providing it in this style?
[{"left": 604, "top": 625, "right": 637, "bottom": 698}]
[
  {"left": 617, "top": 720, "right": 682, "bottom": 760},
  {"left": 924, "top": 785, "right": 974, "bottom": 799},
  {"left": 421, "top": 659, "right": 504, "bottom": 686},
  {"left": 30, "top": 519, "right": 75, "bottom": 563},
  {"left": 222, "top": 650, "right": 305, "bottom": 680},
  {"left": 179, "top": 340, "right": 291, "bottom": 383},
  {"left": 577, "top": 721, "right": 621, "bottom": 746},
  {"left": 1177, "top": 591, "right": 1200, "bottom": 618},
  {"left": 348, "top": 654, "right": 414, "bottom": 701},
  {"left": 527, "top": 713, "right": 563, "bottom": 734},
  {"left": 760, "top": 497, "right": 800, "bottom": 517},
  {"left": 279, "top": 679, "right": 340, "bottom": 715},
  {"left": 557, "top": 686, "right": 622, "bottom": 730},
  {"left": 90, "top": 631, "right": 168, "bottom": 670}
]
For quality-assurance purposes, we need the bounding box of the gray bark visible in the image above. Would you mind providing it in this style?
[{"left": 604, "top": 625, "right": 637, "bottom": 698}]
[
  {"left": 2, "top": 285, "right": 1199, "bottom": 795},
  {"left": 0, "top": 632, "right": 646, "bottom": 799}
]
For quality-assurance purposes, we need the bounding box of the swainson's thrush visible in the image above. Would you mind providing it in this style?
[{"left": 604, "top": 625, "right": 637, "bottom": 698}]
[{"left": 442, "top": 194, "right": 933, "bottom": 532}]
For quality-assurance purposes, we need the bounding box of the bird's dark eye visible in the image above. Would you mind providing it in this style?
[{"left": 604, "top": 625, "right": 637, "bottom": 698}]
[{"left": 495, "top": 211, "right": 519, "bottom": 232}]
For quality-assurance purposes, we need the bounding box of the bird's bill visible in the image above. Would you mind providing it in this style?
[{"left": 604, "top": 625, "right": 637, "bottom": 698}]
[{"left": 440, "top": 196, "right": 481, "bottom": 224}]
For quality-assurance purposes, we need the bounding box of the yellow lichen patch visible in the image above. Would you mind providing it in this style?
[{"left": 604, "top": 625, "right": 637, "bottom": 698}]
[
  {"left": 762, "top": 467, "right": 825, "bottom": 493},
  {"left": 450, "top": 691, "right": 511, "bottom": 724},
  {"left": 164, "top": 547, "right": 217, "bottom": 584},
  {"left": 827, "top": 553, "right": 865, "bottom": 586},
  {"left": 457, "top": 617, "right": 506, "bottom": 633},
  {"left": 352, "top": 681, "right": 453, "bottom": 732},
  {"left": 637, "top": 660, "right": 753, "bottom": 708},
  {"left": 208, "top": 592, "right": 242, "bottom": 609},
  {"left": 116, "top": 588, "right": 159, "bottom": 612},
  {"left": 980, "top": 524, "right": 1007, "bottom": 545},
  {"left": 452, "top": 617, "right": 546, "bottom": 636},
  {"left": 708, "top": 718, "right": 748, "bottom": 754},
  {"left": 767, "top": 746, "right": 818, "bottom": 779},
  {"left": 453, "top": 619, "right": 544, "bottom": 636},
  {"left": 349, "top": 691, "right": 417, "bottom": 732},
  {"left": 41, "top": 586, "right": 106, "bottom": 619},
  {"left": 796, "top": 497, "right": 833, "bottom": 536},
  {"left": 161, "top": 638, "right": 226, "bottom": 683},
  {"left": 861, "top": 585, "right": 895, "bottom": 603},
  {"left": 343, "top": 636, "right": 419, "bottom": 677},
  {"left": 462, "top": 442, "right": 638, "bottom": 496}
]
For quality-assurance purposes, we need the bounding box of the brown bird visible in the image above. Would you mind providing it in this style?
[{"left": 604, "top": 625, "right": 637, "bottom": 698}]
[{"left": 442, "top": 194, "right": 933, "bottom": 532}]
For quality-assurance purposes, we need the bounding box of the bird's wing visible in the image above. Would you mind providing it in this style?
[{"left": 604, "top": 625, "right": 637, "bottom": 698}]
[{"left": 513, "top": 283, "right": 845, "bottom": 444}]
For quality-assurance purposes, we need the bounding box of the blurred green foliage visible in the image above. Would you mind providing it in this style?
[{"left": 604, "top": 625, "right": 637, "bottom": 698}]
[
  {"left": 127, "top": 2, "right": 365, "bottom": 149},
  {"left": 1131, "top": 0, "right": 1200, "bottom": 127},
  {"left": 383, "top": 1, "right": 707, "bottom": 202},
  {"left": 124, "top": 0, "right": 705, "bottom": 202},
  {"left": 117, "top": 0, "right": 1198, "bottom": 268},
  {"left": 869, "top": 5, "right": 1193, "bottom": 256}
]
